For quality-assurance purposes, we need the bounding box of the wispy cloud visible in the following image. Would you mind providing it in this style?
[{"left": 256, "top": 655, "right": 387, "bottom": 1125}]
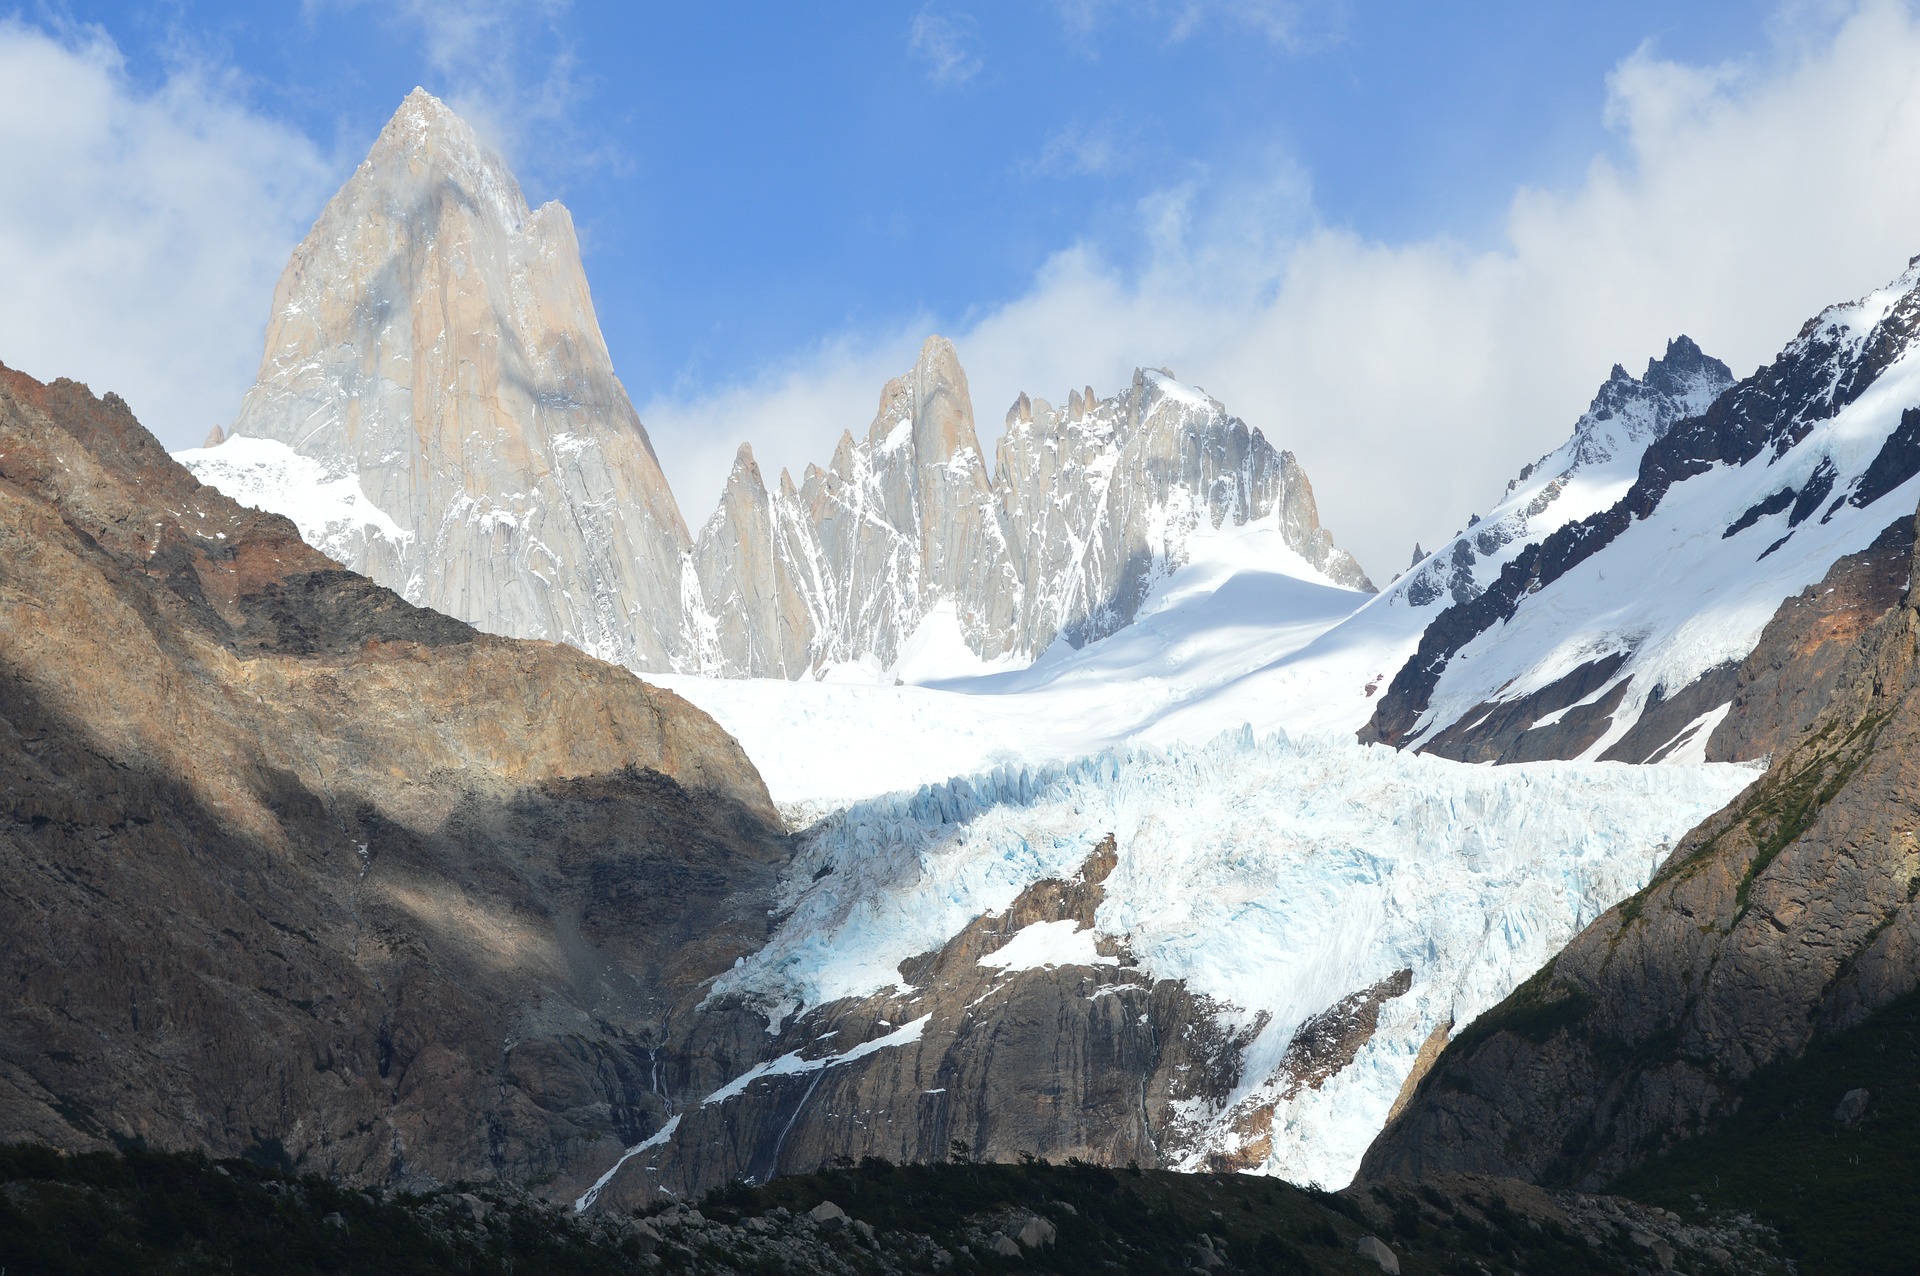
[
  {"left": 645, "top": 2, "right": 1920, "bottom": 578},
  {"left": 306, "top": 0, "right": 588, "bottom": 167},
  {"left": 909, "top": 6, "right": 984, "bottom": 86},
  {"left": 1028, "top": 120, "right": 1129, "bottom": 177},
  {"left": 1057, "top": 0, "right": 1347, "bottom": 50},
  {"left": 0, "top": 19, "right": 335, "bottom": 447}
]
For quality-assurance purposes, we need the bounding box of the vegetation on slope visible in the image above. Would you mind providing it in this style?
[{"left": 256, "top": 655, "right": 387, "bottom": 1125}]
[{"left": 1614, "top": 983, "right": 1920, "bottom": 1275}]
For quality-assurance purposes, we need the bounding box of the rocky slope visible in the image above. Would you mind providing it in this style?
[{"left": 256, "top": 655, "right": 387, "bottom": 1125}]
[
  {"left": 1360, "top": 494, "right": 1920, "bottom": 1189},
  {"left": 0, "top": 360, "right": 791, "bottom": 1202},
  {"left": 0, "top": 1143, "right": 1790, "bottom": 1275},
  {"left": 187, "top": 89, "right": 702, "bottom": 673},
  {"left": 1362, "top": 261, "right": 1920, "bottom": 764},
  {"left": 693, "top": 341, "right": 1372, "bottom": 678}
]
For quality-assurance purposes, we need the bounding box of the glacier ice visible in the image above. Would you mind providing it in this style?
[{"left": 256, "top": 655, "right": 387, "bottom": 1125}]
[{"left": 715, "top": 729, "right": 1755, "bottom": 1186}]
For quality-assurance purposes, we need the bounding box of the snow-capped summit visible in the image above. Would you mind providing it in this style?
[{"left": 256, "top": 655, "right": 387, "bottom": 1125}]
[
  {"left": 995, "top": 364, "right": 1374, "bottom": 651},
  {"left": 184, "top": 93, "right": 1373, "bottom": 683},
  {"left": 1364, "top": 258, "right": 1920, "bottom": 763},
  {"left": 183, "top": 88, "right": 703, "bottom": 671},
  {"left": 1391, "top": 335, "right": 1733, "bottom": 612}
]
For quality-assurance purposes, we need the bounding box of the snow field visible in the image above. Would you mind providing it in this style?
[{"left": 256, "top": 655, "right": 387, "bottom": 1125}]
[{"left": 175, "top": 434, "right": 410, "bottom": 559}]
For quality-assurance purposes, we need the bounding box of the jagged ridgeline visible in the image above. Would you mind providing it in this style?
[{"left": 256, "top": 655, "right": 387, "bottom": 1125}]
[
  {"left": 181, "top": 90, "right": 1370, "bottom": 681},
  {"left": 1354, "top": 258, "right": 1920, "bottom": 766},
  {"left": 693, "top": 339, "right": 1372, "bottom": 678}
]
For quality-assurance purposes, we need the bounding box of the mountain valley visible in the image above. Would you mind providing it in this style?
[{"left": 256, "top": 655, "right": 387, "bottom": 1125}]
[{"left": 10, "top": 81, "right": 1920, "bottom": 1276}]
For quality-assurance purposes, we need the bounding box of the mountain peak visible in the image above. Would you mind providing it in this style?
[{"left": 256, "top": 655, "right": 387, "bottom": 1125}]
[
  {"left": 1642, "top": 332, "right": 1733, "bottom": 401},
  {"left": 206, "top": 83, "right": 696, "bottom": 672}
]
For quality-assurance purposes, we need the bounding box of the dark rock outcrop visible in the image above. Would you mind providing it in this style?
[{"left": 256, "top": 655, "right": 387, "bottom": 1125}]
[
  {"left": 596, "top": 836, "right": 1269, "bottom": 1205},
  {"left": 1705, "top": 512, "right": 1916, "bottom": 761},
  {"left": 0, "top": 362, "right": 790, "bottom": 1202}
]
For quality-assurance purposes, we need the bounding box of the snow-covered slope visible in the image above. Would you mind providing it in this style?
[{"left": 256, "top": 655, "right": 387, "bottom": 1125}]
[
  {"left": 1133, "top": 336, "right": 1736, "bottom": 757},
  {"left": 657, "top": 338, "right": 1741, "bottom": 814},
  {"left": 658, "top": 513, "right": 1372, "bottom": 818},
  {"left": 1364, "top": 261, "right": 1920, "bottom": 764}
]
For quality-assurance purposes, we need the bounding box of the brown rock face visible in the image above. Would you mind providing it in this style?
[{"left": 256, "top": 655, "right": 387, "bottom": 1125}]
[
  {"left": 1705, "top": 512, "right": 1915, "bottom": 761},
  {"left": 1360, "top": 503, "right": 1920, "bottom": 1189},
  {"left": 594, "top": 836, "right": 1271, "bottom": 1206},
  {"left": 0, "top": 363, "right": 789, "bottom": 1200}
]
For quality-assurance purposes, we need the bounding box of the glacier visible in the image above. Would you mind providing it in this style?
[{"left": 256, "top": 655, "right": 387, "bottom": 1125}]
[{"left": 712, "top": 728, "right": 1755, "bottom": 1187}]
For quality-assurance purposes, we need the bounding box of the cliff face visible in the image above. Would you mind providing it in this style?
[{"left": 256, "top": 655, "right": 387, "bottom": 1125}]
[
  {"left": 993, "top": 367, "right": 1371, "bottom": 651},
  {"left": 210, "top": 89, "right": 701, "bottom": 673},
  {"left": 1361, "top": 501, "right": 1920, "bottom": 1188},
  {"left": 0, "top": 361, "right": 788, "bottom": 1201}
]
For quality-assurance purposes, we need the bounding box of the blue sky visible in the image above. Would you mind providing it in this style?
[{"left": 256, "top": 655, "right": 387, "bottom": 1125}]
[
  {"left": 7, "top": 2, "right": 1920, "bottom": 573},
  {"left": 80, "top": 1, "right": 1769, "bottom": 398}
]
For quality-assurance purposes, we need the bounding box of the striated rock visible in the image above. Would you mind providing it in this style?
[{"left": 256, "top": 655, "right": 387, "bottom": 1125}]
[
  {"left": 1705, "top": 512, "right": 1915, "bottom": 761},
  {"left": 992, "top": 365, "right": 1373, "bottom": 650},
  {"left": 716, "top": 336, "right": 1023, "bottom": 675},
  {"left": 592, "top": 836, "right": 1271, "bottom": 1203},
  {"left": 199, "top": 89, "right": 703, "bottom": 673},
  {"left": 691, "top": 444, "right": 814, "bottom": 678},
  {"left": 1361, "top": 497, "right": 1920, "bottom": 1187},
  {"left": 0, "top": 360, "right": 788, "bottom": 1200}
]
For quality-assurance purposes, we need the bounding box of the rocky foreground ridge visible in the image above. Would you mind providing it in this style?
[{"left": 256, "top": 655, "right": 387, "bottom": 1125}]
[
  {"left": 0, "top": 360, "right": 793, "bottom": 1202},
  {"left": 0, "top": 1142, "right": 1789, "bottom": 1274},
  {"left": 183, "top": 90, "right": 1370, "bottom": 682}
]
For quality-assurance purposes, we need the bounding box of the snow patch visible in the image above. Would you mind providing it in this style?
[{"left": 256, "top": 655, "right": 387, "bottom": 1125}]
[
  {"left": 573, "top": 1115, "right": 681, "bottom": 1213},
  {"left": 176, "top": 434, "right": 411, "bottom": 559},
  {"left": 701, "top": 1015, "right": 932, "bottom": 1107},
  {"left": 979, "top": 920, "right": 1114, "bottom": 971}
]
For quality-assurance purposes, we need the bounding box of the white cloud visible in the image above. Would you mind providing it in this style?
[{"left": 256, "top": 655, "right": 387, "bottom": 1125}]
[
  {"left": 0, "top": 20, "right": 335, "bottom": 449},
  {"left": 644, "top": 1, "right": 1920, "bottom": 580},
  {"left": 909, "top": 6, "right": 984, "bottom": 86},
  {"left": 1057, "top": 0, "right": 1347, "bottom": 50},
  {"left": 1028, "top": 120, "right": 1129, "bottom": 177}
]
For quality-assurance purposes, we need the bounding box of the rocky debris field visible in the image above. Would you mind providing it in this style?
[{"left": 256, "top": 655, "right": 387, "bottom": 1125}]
[{"left": 0, "top": 1143, "right": 1787, "bottom": 1275}]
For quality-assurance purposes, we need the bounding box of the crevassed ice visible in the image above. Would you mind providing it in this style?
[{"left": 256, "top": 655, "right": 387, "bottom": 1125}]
[{"left": 716, "top": 729, "right": 1755, "bottom": 1186}]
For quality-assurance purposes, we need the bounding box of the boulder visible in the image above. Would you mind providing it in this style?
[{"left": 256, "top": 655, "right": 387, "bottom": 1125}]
[
  {"left": 1835, "top": 1087, "right": 1871, "bottom": 1125},
  {"left": 1355, "top": 1234, "right": 1400, "bottom": 1273},
  {"left": 807, "top": 1200, "right": 849, "bottom": 1231},
  {"left": 1015, "top": 1215, "right": 1057, "bottom": 1248}
]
